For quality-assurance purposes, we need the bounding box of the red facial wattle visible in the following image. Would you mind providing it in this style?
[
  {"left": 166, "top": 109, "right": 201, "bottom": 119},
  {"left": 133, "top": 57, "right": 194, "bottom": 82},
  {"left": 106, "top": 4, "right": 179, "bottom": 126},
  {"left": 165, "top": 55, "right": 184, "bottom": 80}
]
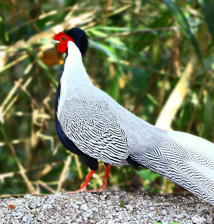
[{"left": 53, "top": 32, "right": 74, "bottom": 53}]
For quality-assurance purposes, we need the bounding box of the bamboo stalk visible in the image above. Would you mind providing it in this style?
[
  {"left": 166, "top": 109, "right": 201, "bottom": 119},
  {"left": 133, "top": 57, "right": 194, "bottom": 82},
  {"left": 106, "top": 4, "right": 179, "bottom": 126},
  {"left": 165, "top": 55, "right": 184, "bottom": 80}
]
[
  {"left": 57, "top": 155, "right": 72, "bottom": 193},
  {"left": 155, "top": 22, "right": 211, "bottom": 130}
]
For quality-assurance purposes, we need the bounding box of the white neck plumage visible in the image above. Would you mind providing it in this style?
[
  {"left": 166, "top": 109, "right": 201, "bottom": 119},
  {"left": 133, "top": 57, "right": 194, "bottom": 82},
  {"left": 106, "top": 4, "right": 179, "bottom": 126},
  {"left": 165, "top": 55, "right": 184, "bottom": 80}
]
[
  {"left": 61, "top": 41, "right": 91, "bottom": 85},
  {"left": 57, "top": 41, "right": 91, "bottom": 117}
]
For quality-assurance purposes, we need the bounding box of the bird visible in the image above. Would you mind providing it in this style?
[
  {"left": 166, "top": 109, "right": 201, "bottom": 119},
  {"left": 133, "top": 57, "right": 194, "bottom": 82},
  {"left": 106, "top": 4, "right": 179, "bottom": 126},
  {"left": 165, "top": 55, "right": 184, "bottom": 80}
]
[{"left": 53, "top": 27, "right": 214, "bottom": 205}]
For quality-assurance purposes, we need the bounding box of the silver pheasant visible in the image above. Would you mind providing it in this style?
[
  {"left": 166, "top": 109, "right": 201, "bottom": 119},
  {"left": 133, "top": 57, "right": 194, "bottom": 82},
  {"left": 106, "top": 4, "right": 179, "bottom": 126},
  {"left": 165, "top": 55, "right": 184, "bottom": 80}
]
[{"left": 53, "top": 28, "right": 214, "bottom": 205}]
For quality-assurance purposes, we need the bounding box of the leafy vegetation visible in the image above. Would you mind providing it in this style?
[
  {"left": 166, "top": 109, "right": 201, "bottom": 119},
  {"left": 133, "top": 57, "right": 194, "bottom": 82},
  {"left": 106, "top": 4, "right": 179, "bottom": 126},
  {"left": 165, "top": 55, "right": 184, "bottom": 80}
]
[{"left": 0, "top": 0, "right": 213, "bottom": 196}]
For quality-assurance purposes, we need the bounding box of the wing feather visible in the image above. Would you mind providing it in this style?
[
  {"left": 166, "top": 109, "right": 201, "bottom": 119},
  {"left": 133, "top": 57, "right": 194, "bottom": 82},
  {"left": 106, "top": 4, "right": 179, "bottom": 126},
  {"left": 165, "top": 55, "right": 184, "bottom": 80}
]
[{"left": 58, "top": 98, "right": 129, "bottom": 165}]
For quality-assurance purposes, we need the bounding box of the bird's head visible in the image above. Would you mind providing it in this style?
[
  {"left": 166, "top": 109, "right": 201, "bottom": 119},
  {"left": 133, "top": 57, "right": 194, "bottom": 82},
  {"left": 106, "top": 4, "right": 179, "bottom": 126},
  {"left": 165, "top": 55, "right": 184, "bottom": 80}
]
[{"left": 53, "top": 28, "right": 88, "bottom": 56}]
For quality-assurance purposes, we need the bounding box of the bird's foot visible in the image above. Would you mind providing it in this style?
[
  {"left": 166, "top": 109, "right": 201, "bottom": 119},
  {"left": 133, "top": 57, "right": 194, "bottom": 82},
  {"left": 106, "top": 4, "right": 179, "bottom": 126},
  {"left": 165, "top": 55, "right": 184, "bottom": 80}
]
[
  {"left": 88, "top": 184, "right": 106, "bottom": 192},
  {"left": 68, "top": 165, "right": 111, "bottom": 193},
  {"left": 68, "top": 169, "right": 95, "bottom": 193},
  {"left": 70, "top": 186, "right": 88, "bottom": 193},
  {"left": 85, "top": 165, "right": 111, "bottom": 192}
]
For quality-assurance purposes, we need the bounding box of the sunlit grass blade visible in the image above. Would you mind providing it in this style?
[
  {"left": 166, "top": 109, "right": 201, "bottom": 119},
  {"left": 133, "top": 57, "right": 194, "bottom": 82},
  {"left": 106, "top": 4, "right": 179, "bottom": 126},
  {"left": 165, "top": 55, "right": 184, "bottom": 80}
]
[
  {"left": 108, "top": 72, "right": 119, "bottom": 101},
  {"left": 27, "top": 48, "right": 58, "bottom": 87},
  {"left": 89, "top": 39, "right": 117, "bottom": 61},
  {"left": 0, "top": 17, "right": 9, "bottom": 45},
  {"left": 89, "top": 40, "right": 121, "bottom": 100},
  {"left": 92, "top": 26, "right": 130, "bottom": 32},
  {"left": 147, "top": 93, "right": 161, "bottom": 107}
]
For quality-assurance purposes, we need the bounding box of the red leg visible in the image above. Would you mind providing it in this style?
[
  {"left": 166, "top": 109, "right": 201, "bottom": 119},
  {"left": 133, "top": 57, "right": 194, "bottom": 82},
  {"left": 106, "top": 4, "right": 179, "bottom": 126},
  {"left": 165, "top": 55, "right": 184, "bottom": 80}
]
[
  {"left": 98, "top": 164, "right": 111, "bottom": 190},
  {"left": 69, "top": 165, "right": 111, "bottom": 193},
  {"left": 71, "top": 170, "right": 95, "bottom": 193},
  {"left": 89, "top": 165, "right": 111, "bottom": 192}
]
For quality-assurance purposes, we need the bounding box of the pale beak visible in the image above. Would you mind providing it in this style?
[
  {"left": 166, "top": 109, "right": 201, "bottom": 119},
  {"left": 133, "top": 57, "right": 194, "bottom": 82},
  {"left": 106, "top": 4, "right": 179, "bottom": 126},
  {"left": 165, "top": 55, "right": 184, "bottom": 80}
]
[
  {"left": 51, "top": 39, "right": 60, "bottom": 44},
  {"left": 40, "top": 38, "right": 60, "bottom": 44}
]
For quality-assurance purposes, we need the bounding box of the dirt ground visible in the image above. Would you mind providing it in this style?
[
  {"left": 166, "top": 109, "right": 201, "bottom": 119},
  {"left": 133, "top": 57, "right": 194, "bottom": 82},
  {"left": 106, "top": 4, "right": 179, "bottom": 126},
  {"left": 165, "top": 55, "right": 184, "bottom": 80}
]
[{"left": 0, "top": 191, "right": 213, "bottom": 224}]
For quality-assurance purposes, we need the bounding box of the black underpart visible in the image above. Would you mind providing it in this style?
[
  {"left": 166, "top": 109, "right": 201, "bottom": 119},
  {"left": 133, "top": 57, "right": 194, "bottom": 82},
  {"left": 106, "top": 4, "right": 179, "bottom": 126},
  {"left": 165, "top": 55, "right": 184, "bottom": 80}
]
[
  {"left": 127, "top": 156, "right": 146, "bottom": 169},
  {"left": 55, "top": 115, "right": 98, "bottom": 171},
  {"left": 65, "top": 28, "right": 88, "bottom": 57}
]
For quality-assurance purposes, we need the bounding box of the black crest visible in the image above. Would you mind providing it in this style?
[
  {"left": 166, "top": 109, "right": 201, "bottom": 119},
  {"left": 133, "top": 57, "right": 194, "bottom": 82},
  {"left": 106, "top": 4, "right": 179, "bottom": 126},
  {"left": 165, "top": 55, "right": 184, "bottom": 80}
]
[{"left": 65, "top": 28, "right": 88, "bottom": 56}]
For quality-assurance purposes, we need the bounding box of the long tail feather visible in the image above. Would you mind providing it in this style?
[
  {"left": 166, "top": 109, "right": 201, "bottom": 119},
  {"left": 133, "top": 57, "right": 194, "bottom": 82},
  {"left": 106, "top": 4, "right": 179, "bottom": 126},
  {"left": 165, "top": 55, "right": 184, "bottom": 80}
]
[
  {"left": 131, "top": 130, "right": 214, "bottom": 205},
  {"left": 165, "top": 131, "right": 214, "bottom": 204}
]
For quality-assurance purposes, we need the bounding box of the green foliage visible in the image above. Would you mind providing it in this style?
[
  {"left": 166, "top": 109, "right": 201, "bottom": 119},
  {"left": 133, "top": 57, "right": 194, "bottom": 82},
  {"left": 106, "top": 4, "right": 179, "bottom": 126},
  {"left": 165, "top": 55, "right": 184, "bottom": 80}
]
[
  {"left": 138, "top": 169, "right": 160, "bottom": 192},
  {"left": 0, "top": 16, "right": 9, "bottom": 44},
  {"left": 200, "top": 0, "right": 214, "bottom": 42},
  {"left": 0, "top": 0, "right": 213, "bottom": 196},
  {"left": 203, "top": 91, "right": 213, "bottom": 139},
  {"left": 163, "top": 0, "right": 203, "bottom": 64},
  {"left": 28, "top": 48, "right": 58, "bottom": 87}
]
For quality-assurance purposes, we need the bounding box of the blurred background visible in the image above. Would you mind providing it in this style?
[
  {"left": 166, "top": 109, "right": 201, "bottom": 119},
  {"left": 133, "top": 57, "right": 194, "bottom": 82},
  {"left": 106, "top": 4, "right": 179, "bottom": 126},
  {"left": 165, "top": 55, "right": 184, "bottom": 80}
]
[{"left": 0, "top": 0, "right": 214, "bottom": 196}]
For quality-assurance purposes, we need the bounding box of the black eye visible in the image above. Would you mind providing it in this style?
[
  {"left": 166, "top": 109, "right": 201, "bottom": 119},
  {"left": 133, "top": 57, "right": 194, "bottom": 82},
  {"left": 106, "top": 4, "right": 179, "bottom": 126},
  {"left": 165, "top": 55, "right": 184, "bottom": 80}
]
[{"left": 61, "top": 37, "right": 66, "bottom": 41}]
